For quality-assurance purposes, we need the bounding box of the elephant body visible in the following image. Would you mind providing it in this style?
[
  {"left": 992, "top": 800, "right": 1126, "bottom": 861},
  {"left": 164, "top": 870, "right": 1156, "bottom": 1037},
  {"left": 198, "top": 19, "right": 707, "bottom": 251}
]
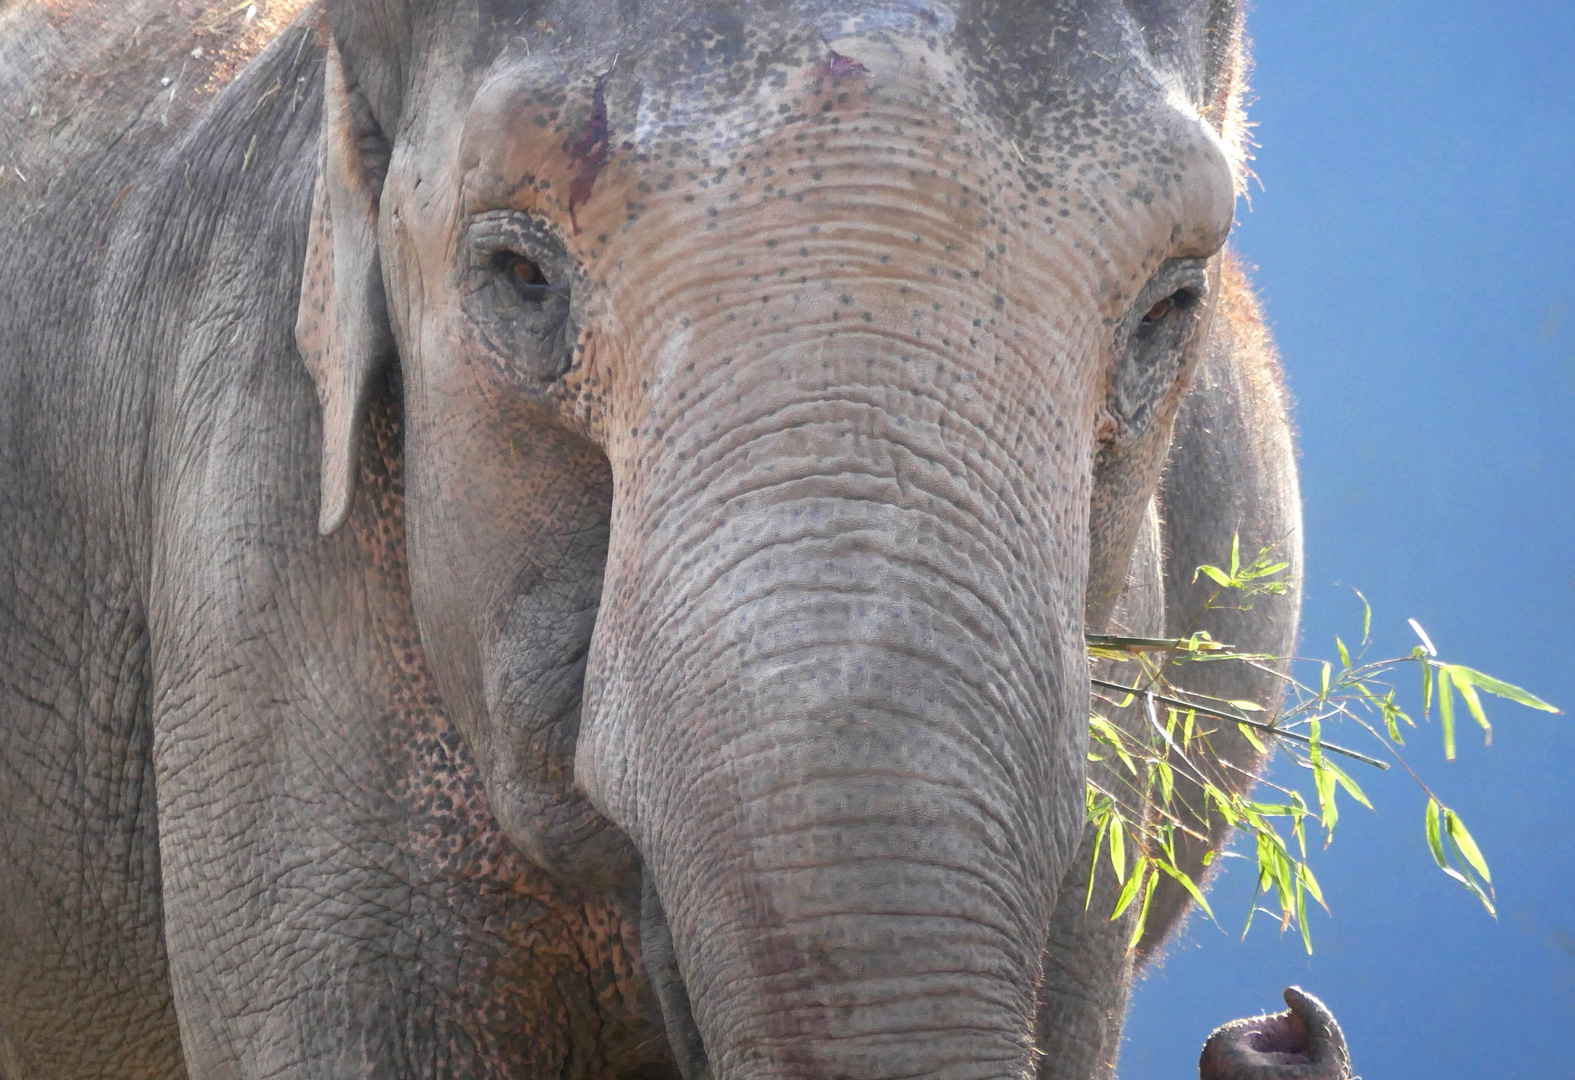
[{"left": 0, "top": 2, "right": 1333, "bottom": 1079}]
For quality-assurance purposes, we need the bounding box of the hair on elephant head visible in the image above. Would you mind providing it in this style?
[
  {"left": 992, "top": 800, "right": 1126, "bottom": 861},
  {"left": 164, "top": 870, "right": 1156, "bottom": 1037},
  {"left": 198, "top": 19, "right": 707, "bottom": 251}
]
[{"left": 0, "top": 1, "right": 1344, "bottom": 1079}]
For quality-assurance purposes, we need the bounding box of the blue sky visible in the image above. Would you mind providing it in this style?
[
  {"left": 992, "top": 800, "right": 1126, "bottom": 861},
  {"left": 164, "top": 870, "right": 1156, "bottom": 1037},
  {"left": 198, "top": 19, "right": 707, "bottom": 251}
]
[{"left": 1120, "top": 3, "right": 1575, "bottom": 1076}]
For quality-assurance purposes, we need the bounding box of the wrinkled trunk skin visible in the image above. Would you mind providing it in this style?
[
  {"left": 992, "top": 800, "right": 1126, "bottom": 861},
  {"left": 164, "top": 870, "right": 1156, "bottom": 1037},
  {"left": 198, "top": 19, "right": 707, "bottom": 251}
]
[{"left": 579, "top": 331, "right": 1091, "bottom": 1079}]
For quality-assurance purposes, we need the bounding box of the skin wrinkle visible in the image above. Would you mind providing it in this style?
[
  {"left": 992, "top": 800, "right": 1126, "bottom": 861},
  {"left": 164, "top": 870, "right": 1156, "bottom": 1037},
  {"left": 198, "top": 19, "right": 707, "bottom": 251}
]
[
  {"left": 638, "top": 716, "right": 1043, "bottom": 858},
  {"left": 601, "top": 387, "right": 1071, "bottom": 629},
  {"left": 665, "top": 883, "right": 1031, "bottom": 955},
  {"left": 670, "top": 639, "right": 1039, "bottom": 824},
  {"left": 629, "top": 507, "right": 1034, "bottom": 674},
  {"left": 660, "top": 750, "right": 1026, "bottom": 856},
  {"left": 687, "top": 383, "right": 1042, "bottom": 511},
  {"left": 595, "top": 538, "right": 1039, "bottom": 705},
  {"left": 655, "top": 582, "right": 1058, "bottom": 752},
  {"left": 617, "top": 629, "right": 1058, "bottom": 843}
]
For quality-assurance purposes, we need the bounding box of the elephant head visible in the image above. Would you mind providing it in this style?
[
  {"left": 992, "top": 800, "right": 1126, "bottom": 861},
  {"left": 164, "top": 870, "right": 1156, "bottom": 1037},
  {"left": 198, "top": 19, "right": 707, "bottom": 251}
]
[{"left": 295, "top": 2, "right": 1252, "bottom": 1077}]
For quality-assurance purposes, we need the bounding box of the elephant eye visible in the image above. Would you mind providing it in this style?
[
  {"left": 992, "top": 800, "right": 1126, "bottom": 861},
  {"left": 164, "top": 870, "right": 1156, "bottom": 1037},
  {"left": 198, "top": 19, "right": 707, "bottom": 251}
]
[
  {"left": 1102, "top": 259, "right": 1211, "bottom": 448},
  {"left": 491, "top": 250, "right": 552, "bottom": 300},
  {"left": 1140, "top": 289, "right": 1198, "bottom": 325},
  {"left": 464, "top": 210, "right": 578, "bottom": 384}
]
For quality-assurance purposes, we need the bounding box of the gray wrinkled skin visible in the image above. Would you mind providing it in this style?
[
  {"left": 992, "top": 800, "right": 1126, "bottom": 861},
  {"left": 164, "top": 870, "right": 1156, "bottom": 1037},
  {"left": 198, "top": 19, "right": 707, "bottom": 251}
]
[{"left": 0, "top": 1, "right": 1344, "bottom": 1079}]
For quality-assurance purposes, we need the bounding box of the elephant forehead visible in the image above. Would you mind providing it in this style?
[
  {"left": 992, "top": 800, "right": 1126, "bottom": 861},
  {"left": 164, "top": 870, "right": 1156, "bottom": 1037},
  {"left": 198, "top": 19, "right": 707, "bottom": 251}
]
[
  {"left": 613, "top": 1, "right": 1201, "bottom": 147},
  {"left": 454, "top": 0, "right": 1232, "bottom": 259}
]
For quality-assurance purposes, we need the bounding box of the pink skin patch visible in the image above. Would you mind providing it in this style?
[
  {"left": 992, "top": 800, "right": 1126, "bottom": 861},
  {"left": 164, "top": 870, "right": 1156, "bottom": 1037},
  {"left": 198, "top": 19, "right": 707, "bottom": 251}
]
[
  {"left": 817, "top": 48, "right": 869, "bottom": 80},
  {"left": 568, "top": 72, "right": 612, "bottom": 235}
]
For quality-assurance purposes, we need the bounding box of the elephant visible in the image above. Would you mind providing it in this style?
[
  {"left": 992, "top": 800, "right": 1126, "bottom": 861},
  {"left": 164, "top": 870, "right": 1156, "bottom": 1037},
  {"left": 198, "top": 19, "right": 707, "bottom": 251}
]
[{"left": 0, "top": 0, "right": 1349, "bottom": 1078}]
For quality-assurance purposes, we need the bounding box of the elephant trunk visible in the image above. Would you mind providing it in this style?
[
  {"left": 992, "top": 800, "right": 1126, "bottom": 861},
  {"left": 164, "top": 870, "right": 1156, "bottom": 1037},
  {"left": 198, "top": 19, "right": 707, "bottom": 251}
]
[
  {"left": 577, "top": 325, "right": 1095, "bottom": 1079},
  {"left": 1199, "top": 988, "right": 1354, "bottom": 1080}
]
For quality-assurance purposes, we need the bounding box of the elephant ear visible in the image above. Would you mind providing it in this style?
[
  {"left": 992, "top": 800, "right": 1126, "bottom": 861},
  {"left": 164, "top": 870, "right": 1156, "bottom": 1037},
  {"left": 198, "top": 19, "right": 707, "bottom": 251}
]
[{"left": 296, "top": 31, "right": 394, "bottom": 536}]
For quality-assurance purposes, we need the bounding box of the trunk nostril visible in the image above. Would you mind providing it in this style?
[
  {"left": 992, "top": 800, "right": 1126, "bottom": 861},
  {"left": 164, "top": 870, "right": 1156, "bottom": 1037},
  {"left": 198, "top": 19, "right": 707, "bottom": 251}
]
[
  {"left": 1244, "top": 1011, "right": 1311, "bottom": 1061},
  {"left": 1199, "top": 987, "right": 1352, "bottom": 1080}
]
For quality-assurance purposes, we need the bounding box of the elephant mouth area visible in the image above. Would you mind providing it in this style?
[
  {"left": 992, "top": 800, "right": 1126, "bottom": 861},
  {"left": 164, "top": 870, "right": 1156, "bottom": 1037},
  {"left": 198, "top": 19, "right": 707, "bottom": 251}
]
[{"left": 1242, "top": 1012, "right": 1313, "bottom": 1064}]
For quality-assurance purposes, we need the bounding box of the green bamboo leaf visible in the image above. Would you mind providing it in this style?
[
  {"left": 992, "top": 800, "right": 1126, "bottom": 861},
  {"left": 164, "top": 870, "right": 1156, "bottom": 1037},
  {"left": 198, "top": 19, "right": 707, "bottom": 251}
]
[
  {"left": 1379, "top": 689, "right": 1409, "bottom": 743},
  {"left": 1089, "top": 715, "right": 1138, "bottom": 773},
  {"left": 1237, "top": 722, "right": 1267, "bottom": 754},
  {"left": 1269, "top": 843, "right": 1295, "bottom": 912},
  {"left": 1314, "top": 762, "right": 1337, "bottom": 833},
  {"left": 1229, "top": 699, "right": 1266, "bottom": 712},
  {"left": 1108, "top": 813, "right": 1127, "bottom": 882},
  {"left": 1437, "top": 665, "right": 1457, "bottom": 760},
  {"left": 1384, "top": 710, "right": 1405, "bottom": 744},
  {"left": 1337, "top": 636, "right": 1351, "bottom": 668},
  {"left": 1245, "top": 803, "right": 1307, "bottom": 817},
  {"left": 1296, "top": 875, "right": 1312, "bottom": 955},
  {"left": 1157, "top": 860, "right": 1215, "bottom": 921},
  {"left": 1229, "top": 533, "right": 1241, "bottom": 578},
  {"left": 1320, "top": 661, "right": 1332, "bottom": 697},
  {"left": 1445, "top": 820, "right": 1497, "bottom": 916},
  {"left": 1208, "top": 785, "right": 1242, "bottom": 827},
  {"left": 1447, "top": 666, "right": 1561, "bottom": 713},
  {"left": 1128, "top": 870, "right": 1160, "bottom": 949},
  {"left": 1445, "top": 666, "right": 1492, "bottom": 742},
  {"left": 1242, "top": 560, "right": 1291, "bottom": 583},
  {"left": 1425, "top": 799, "right": 1448, "bottom": 870},
  {"left": 1111, "top": 857, "right": 1148, "bottom": 920},
  {"left": 1255, "top": 832, "right": 1276, "bottom": 895},
  {"left": 1195, "top": 564, "right": 1232, "bottom": 588},
  {"left": 1085, "top": 816, "right": 1107, "bottom": 911},
  {"left": 1443, "top": 809, "right": 1492, "bottom": 885},
  {"left": 1155, "top": 759, "right": 1175, "bottom": 807},
  {"left": 1241, "top": 894, "right": 1260, "bottom": 938},
  {"left": 1299, "top": 862, "right": 1327, "bottom": 910},
  {"left": 1326, "top": 759, "right": 1374, "bottom": 810},
  {"left": 1422, "top": 658, "right": 1434, "bottom": 717},
  {"left": 1357, "top": 589, "right": 1371, "bottom": 644}
]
